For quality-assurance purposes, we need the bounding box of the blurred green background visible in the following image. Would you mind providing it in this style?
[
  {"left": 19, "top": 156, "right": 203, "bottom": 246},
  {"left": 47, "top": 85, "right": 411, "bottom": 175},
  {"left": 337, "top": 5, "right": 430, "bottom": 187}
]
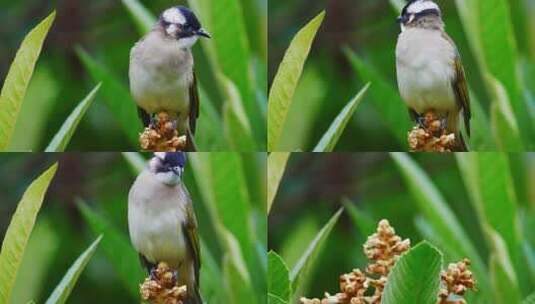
[
  {"left": 0, "top": 0, "right": 267, "bottom": 151},
  {"left": 0, "top": 152, "right": 266, "bottom": 303},
  {"left": 268, "top": 0, "right": 535, "bottom": 151},
  {"left": 268, "top": 152, "right": 535, "bottom": 301}
]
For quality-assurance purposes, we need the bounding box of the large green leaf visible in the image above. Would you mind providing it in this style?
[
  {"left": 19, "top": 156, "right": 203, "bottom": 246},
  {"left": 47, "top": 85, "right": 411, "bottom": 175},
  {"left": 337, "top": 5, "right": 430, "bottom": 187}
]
[
  {"left": 196, "top": 86, "right": 226, "bottom": 151},
  {"left": 345, "top": 48, "right": 411, "bottom": 145},
  {"left": 290, "top": 208, "right": 343, "bottom": 301},
  {"left": 488, "top": 229, "right": 522, "bottom": 304},
  {"left": 221, "top": 231, "right": 258, "bottom": 304},
  {"left": 486, "top": 76, "right": 523, "bottom": 151},
  {"left": 221, "top": 76, "right": 257, "bottom": 151},
  {"left": 0, "top": 164, "right": 58, "bottom": 303},
  {"left": 0, "top": 12, "right": 55, "bottom": 151},
  {"left": 77, "top": 48, "right": 141, "bottom": 145},
  {"left": 313, "top": 83, "right": 370, "bottom": 152},
  {"left": 381, "top": 242, "right": 443, "bottom": 304},
  {"left": 77, "top": 202, "right": 145, "bottom": 297},
  {"left": 268, "top": 11, "right": 325, "bottom": 151},
  {"left": 45, "top": 84, "right": 101, "bottom": 152},
  {"left": 268, "top": 251, "right": 291, "bottom": 302},
  {"left": 390, "top": 153, "right": 488, "bottom": 290},
  {"left": 121, "top": 0, "right": 155, "bottom": 35},
  {"left": 12, "top": 218, "right": 59, "bottom": 303},
  {"left": 45, "top": 236, "right": 102, "bottom": 304},
  {"left": 523, "top": 292, "right": 535, "bottom": 304},
  {"left": 198, "top": 0, "right": 264, "bottom": 142},
  {"left": 477, "top": 0, "right": 534, "bottom": 144},
  {"left": 268, "top": 294, "right": 287, "bottom": 304},
  {"left": 267, "top": 152, "right": 290, "bottom": 213}
]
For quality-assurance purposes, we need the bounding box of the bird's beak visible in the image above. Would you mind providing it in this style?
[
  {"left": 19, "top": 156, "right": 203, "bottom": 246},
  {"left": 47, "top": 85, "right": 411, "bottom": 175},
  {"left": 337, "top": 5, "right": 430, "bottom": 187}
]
[
  {"left": 396, "top": 16, "right": 402, "bottom": 24},
  {"left": 196, "top": 28, "right": 211, "bottom": 39}
]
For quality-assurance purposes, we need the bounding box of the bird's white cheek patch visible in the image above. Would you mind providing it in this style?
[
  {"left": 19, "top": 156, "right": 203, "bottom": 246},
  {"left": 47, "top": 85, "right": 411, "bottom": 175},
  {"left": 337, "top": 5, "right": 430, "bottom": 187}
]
[{"left": 166, "top": 24, "right": 178, "bottom": 36}]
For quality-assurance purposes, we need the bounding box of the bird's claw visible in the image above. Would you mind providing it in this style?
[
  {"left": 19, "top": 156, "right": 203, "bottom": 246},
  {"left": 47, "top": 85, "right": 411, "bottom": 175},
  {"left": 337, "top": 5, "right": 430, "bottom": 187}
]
[
  {"left": 150, "top": 267, "right": 158, "bottom": 280},
  {"left": 149, "top": 115, "right": 158, "bottom": 129},
  {"left": 416, "top": 115, "right": 426, "bottom": 129}
]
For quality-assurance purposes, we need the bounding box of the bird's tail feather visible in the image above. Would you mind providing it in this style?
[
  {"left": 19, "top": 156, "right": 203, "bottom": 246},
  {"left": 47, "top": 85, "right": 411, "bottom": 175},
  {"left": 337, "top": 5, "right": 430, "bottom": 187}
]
[{"left": 187, "top": 286, "right": 203, "bottom": 304}]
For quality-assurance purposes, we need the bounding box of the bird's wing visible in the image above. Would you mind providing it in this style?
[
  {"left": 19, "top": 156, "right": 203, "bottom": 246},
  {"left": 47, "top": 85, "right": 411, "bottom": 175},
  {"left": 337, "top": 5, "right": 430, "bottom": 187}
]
[
  {"left": 453, "top": 55, "right": 471, "bottom": 136},
  {"left": 443, "top": 32, "right": 471, "bottom": 136},
  {"left": 182, "top": 195, "right": 201, "bottom": 286},
  {"left": 188, "top": 70, "right": 200, "bottom": 135}
]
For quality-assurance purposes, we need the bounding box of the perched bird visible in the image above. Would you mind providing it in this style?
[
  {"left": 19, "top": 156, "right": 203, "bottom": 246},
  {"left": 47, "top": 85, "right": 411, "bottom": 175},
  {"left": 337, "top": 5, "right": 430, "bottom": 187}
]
[
  {"left": 129, "top": 6, "right": 210, "bottom": 150},
  {"left": 128, "top": 152, "right": 201, "bottom": 304},
  {"left": 396, "top": 0, "right": 471, "bottom": 149}
]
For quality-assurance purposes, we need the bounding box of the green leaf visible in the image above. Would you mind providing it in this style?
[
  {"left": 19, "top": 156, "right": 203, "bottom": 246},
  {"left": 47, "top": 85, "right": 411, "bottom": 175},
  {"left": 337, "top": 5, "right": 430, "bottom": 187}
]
[
  {"left": 388, "top": 0, "right": 405, "bottom": 13},
  {"left": 268, "top": 251, "right": 291, "bottom": 302},
  {"left": 523, "top": 292, "right": 535, "bottom": 304},
  {"left": 12, "top": 218, "right": 59, "bottom": 303},
  {"left": 0, "top": 164, "right": 58, "bottom": 303},
  {"left": 121, "top": 0, "right": 155, "bottom": 35},
  {"left": 290, "top": 208, "right": 343, "bottom": 301},
  {"left": 221, "top": 231, "right": 258, "bottom": 304},
  {"left": 195, "top": 86, "right": 226, "bottom": 151},
  {"left": 221, "top": 77, "right": 257, "bottom": 151},
  {"left": 77, "top": 48, "right": 141, "bottom": 145},
  {"left": 77, "top": 201, "right": 145, "bottom": 297},
  {"left": 486, "top": 76, "right": 524, "bottom": 151},
  {"left": 268, "top": 11, "right": 325, "bottom": 151},
  {"left": 390, "top": 153, "right": 488, "bottom": 290},
  {"left": 345, "top": 48, "right": 411, "bottom": 145},
  {"left": 45, "top": 236, "right": 102, "bottom": 304},
  {"left": 468, "top": 91, "right": 496, "bottom": 150},
  {"left": 488, "top": 229, "right": 522, "bottom": 304},
  {"left": 268, "top": 293, "right": 287, "bottom": 304},
  {"left": 456, "top": 153, "right": 527, "bottom": 293},
  {"left": 313, "top": 83, "right": 370, "bottom": 152},
  {"left": 0, "top": 12, "right": 55, "bottom": 151},
  {"left": 201, "top": 0, "right": 264, "bottom": 142},
  {"left": 267, "top": 152, "right": 290, "bottom": 213},
  {"left": 477, "top": 0, "right": 534, "bottom": 144},
  {"left": 45, "top": 84, "right": 101, "bottom": 152},
  {"left": 381, "top": 242, "right": 443, "bottom": 304}
]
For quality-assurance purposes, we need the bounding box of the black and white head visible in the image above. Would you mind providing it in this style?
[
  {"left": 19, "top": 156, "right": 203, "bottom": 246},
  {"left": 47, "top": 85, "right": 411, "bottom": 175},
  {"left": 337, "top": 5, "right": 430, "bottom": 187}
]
[
  {"left": 150, "top": 152, "right": 187, "bottom": 185},
  {"left": 159, "top": 6, "right": 210, "bottom": 48},
  {"left": 397, "top": 0, "right": 442, "bottom": 31}
]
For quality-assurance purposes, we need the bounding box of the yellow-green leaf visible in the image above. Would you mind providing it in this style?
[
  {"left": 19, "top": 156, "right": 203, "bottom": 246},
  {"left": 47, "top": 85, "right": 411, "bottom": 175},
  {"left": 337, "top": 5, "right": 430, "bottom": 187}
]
[
  {"left": 313, "top": 83, "right": 370, "bottom": 152},
  {"left": 267, "top": 152, "right": 290, "bottom": 213},
  {"left": 45, "top": 84, "right": 101, "bottom": 152},
  {"left": 0, "top": 163, "right": 58, "bottom": 303},
  {"left": 268, "top": 11, "right": 325, "bottom": 151},
  {"left": 0, "top": 12, "right": 56, "bottom": 151},
  {"left": 45, "top": 236, "right": 102, "bottom": 304}
]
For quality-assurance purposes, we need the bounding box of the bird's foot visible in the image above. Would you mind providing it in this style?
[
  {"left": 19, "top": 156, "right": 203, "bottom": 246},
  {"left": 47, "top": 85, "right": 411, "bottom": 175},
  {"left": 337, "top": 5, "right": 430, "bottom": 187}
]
[
  {"left": 416, "top": 115, "right": 427, "bottom": 129},
  {"left": 440, "top": 117, "right": 448, "bottom": 131},
  {"left": 149, "top": 115, "right": 158, "bottom": 129},
  {"left": 150, "top": 267, "right": 158, "bottom": 280}
]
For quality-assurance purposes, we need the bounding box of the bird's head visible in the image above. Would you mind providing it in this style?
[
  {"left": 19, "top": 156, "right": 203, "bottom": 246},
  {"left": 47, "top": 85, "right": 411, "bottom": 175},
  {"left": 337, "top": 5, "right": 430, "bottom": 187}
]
[
  {"left": 150, "top": 152, "right": 187, "bottom": 186},
  {"left": 397, "top": 0, "right": 441, "bottom": 31},
  {"left": 159, "top": 6, "right": 210, "bottom": 48}
]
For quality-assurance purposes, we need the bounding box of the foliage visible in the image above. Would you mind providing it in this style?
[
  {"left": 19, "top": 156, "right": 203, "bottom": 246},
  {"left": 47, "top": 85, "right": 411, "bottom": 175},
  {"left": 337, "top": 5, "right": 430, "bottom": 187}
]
[
  {"left": 269, "top": 153, "right": 535, "bottom": 302},
  {"left": 269, "top": 0, "right": 535, "bottom": 151},
  {"left": 0, "top": 0, "right": 266, "bottom": 151}
]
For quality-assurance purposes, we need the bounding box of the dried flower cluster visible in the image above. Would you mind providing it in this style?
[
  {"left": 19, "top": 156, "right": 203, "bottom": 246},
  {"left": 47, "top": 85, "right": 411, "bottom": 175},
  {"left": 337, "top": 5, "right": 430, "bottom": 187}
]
[
  {"left": 300, "top": 220, "right": 476, "bottom": 304},
  {"left": 140, "top": 262, "right": 188, "bottom": 304},
  {"left": 408, "top": 110, "right": 458, "bottom": 152},
  {"left": 300, "top": 220, "right": 410, "bottom": 304},
  {"left": 139, "top": 111, "right": 187, "bottom": 152},
  {"left": 438, "top": 259, "right": 476, "bottom": 304}
]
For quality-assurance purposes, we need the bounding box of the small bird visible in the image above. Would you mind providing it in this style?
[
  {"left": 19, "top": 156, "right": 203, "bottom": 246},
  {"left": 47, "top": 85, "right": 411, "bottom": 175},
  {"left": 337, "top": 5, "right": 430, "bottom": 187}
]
[
  {"left": 128, "top": 152, "right": 201, "bottom": 303},
  {"left": 129, "top": 6, "right": 210, "bottom": 150},
  {"left": 396, "top": 0, "right": 470, "bottom": 149}
]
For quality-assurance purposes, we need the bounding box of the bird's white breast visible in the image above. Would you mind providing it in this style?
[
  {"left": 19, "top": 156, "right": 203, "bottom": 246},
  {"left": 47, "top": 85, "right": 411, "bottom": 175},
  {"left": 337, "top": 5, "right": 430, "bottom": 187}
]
[
  {"left": 128, "top": 170, "right": 188, "bottom": 269},
  {"left": 129, "top": 32, "right": 194, "bottom": 116},
  {"left": 396, "top": 28, "right": 457, "bottom": 114}
]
